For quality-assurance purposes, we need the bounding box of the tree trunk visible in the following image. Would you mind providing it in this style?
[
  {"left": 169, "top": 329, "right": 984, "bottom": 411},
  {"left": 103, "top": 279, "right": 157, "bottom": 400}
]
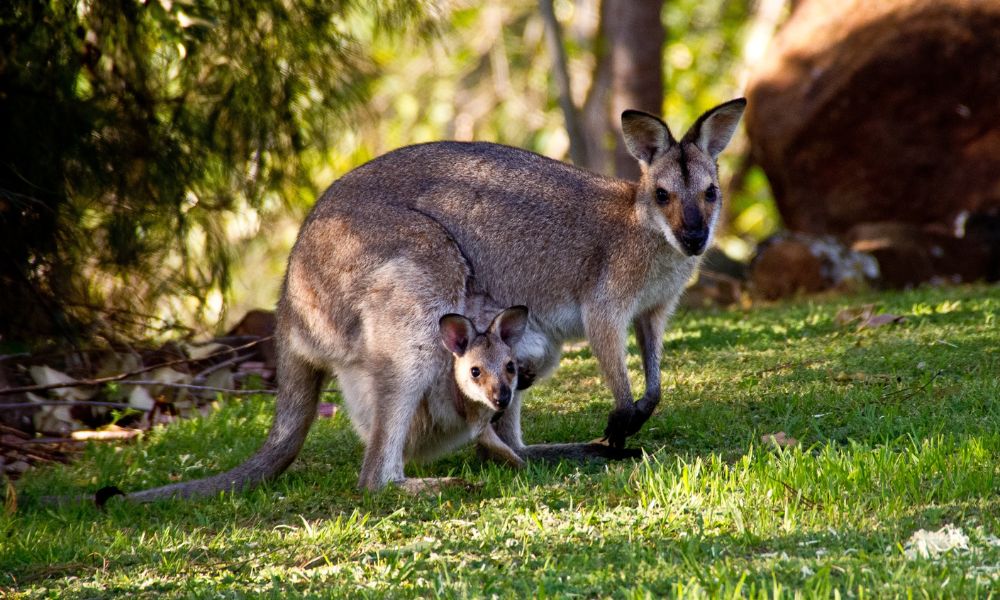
[
  {"left": 580, "top": 1, "right": 614, "bottom": 175},
  {"left": 539, "top": 0, "right": 590, "bottom": 168},
  {"left": 605, "top": 0, "right": 665, "bottom": 181}
]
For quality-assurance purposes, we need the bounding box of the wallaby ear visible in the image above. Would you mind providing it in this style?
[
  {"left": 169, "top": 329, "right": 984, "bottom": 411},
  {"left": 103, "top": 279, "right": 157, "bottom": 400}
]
[
  {"left": 489, "top": 305, "right": 529, "bottom": 347},
  {"left": 681, "top": 98, "right": 747, "bottom": 158},
  {"left": 439, "top": 314, "right": 476, "bottom": 356},
  {"left": 621, "top": 110, "right": 675, "bottom": 165}
]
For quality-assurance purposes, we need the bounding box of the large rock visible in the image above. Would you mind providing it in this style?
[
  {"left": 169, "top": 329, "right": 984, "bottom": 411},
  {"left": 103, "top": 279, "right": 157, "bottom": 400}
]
[{"left": 746, "top": 0, "right": 1000, "bottom": 235}]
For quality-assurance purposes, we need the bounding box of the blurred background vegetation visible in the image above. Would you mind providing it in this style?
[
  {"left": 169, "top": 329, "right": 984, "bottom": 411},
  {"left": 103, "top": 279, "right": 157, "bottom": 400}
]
[{"left": 1, "top": 0, "right": 783, "bottom": 349}]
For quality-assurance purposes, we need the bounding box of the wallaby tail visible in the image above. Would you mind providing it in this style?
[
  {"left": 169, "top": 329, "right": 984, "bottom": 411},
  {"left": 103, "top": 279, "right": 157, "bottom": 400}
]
[
  {"left": 124, "top": 350, "right": 324, "bottom": 503},
  {"left": 519, "top": 442, "right": 643, "bottom": 463}
]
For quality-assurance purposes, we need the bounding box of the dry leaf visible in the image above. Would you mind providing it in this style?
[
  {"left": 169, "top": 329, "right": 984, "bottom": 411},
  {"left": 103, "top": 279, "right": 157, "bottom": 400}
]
[
  {"left": 182, "top": 342, "right": 229, "bottom": 361},
  {"left": 762, "top": 431, "right": 798, "bottom": 448},
  {"left": 835, "top": 304, "right": 906, "bottom": 330},
  {"left": 127, "top": 386, "right": 156, "bottom": 411},
  {"left": 28, "top": 365, "right": 96, "bottom": 401},
  {"left": 199, "top": 368, "right": 235, "bottom": 399},
  {"left": 859, "top": 313, "right": 906, "bottom": 329},
  {"left": 95, "top": 352, "right": 142, "bottom": 379},
  {"left": 834, "top": 304, "right": 875, "bottom": 326},
  {"left": 317, "top": 403, "right": 338, "bottom": 419},
  {"left": 28, "top": 392, "right": 83, "bottom": 434},
  {"left": 904, "top": 524, "right": 969, "bottom": 560},
  {"left": 147, "top": 367, "right": 191, "bottom": 387}
]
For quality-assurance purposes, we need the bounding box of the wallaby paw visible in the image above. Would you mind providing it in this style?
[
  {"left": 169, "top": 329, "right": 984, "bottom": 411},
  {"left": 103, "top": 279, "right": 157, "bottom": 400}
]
[
  {"left": 500, "top": 453, "right": 527, "bottom": 469},
  {"left": 515, "top": 360, "right": 537, "bottom": 390},
  {"left": 397, "top": 477, "right": 480, "bottom": 495},
  {"left": 476, "top": 445, "right": 526, "bottom": 468}
]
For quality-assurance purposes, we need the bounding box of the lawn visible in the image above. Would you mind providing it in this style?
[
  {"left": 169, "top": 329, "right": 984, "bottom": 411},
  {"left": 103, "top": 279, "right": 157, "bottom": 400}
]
[{"left": 3, "top": 284, "right": 999, "bottom": 598}]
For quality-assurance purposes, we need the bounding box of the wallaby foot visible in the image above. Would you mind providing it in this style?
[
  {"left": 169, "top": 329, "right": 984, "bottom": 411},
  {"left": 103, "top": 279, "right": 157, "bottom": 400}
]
[
  {"left": 603, "top": 392, "right": 658, "bottom": 448},
  {"left": 397, "top": 477, "right": 479, "bottom": 495}
]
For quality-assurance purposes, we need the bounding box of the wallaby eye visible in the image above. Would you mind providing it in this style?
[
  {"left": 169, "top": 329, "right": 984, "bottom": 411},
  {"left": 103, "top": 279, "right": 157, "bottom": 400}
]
[
  {"left": 470, "top": 367, "right": 481, "bottom": 378},
  {"left": 704, "top": 185, "right": 719, "bottom": 203},
  {"left": 655, "top": 188, "right": 669, "bottom": 206},
  {"left": 506, "top": 361, "right": 516, "bottom": 374}
]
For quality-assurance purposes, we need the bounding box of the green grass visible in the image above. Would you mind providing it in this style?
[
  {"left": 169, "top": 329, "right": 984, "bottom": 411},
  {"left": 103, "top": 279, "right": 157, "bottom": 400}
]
[{"left": 4, "top": 284, "right": 999, "bottom": 598}]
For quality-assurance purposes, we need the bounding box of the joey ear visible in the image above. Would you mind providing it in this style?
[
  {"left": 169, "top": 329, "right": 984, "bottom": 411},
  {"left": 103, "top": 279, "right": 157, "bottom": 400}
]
[
  {"left": 489, "top": 305, "right": 529, "bottom": 347},
  {"left": 439, "top": 314, "right": 476, "bottom": 356},
  {"left": 681, "top": 98, "right": 747, "bottom": 158},
  {"left": 621, "top": 110, "right": 675, "bottom": 165}
]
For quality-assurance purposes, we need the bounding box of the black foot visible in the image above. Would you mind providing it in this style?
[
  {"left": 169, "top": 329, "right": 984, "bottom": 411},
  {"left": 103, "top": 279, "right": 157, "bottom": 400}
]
[{"left": 603, "top": 397, "right": 658, "bottom": 448}]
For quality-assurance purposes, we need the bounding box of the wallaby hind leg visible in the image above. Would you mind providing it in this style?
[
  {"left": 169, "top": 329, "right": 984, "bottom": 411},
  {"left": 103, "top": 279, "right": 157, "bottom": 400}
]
[
  {"left": 355, "top": 371, "right": 414, "bottom": 490},
  {"left": 355, "top": 369, "right": 471, "bottom": 493}
]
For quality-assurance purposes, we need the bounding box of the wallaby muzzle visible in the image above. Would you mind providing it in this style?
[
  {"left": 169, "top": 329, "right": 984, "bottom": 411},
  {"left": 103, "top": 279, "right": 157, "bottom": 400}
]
[
  {"left": 496, "top": 385, "right": 512, "bottom": 410},
  {"left": 680, "top": 229, "right": 708, "bottom": 256},
  {"left": 678, "top": 203, "right": 708, "bottom": 255}
]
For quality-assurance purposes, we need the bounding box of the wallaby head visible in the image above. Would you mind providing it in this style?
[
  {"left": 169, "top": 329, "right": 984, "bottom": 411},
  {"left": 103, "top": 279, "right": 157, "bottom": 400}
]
[
  {"left": 622, "top": 98, "right": 747, "bottom": 257},
  {"left": 439, "top": 306, "right": 529, "bottom": 413}
]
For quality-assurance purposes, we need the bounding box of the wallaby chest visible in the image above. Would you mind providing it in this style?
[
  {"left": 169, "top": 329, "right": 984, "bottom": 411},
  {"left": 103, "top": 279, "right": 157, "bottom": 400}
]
[{"left": 634, "top": 250, "right": 700, "bottom": 315}]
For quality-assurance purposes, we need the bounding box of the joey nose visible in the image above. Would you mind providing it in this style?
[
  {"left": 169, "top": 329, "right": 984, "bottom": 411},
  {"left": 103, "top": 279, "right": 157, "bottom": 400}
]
[
  {"left": 496, "top": 385, "right": 512, "bottom": 410},
  {"left": 680, "top": 230, "right": 708, "bottom": 256}
]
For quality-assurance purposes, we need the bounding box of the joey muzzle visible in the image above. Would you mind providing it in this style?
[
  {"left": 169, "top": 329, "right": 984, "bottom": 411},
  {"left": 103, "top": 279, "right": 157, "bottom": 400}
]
[
  {"left": 496, "top": 384, "right": 512, "bottom": 410},
  {"left": 489, "top": 385, "right": 512, "bottom": 424}
]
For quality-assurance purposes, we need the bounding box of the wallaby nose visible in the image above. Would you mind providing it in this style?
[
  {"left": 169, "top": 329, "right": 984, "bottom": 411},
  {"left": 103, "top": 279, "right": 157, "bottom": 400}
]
[
  {"left": 496, "top": 385, "right": 512, "bottom": 410},
  {"left": 680, "top": 230, "right": 708, "bottom": 255}
]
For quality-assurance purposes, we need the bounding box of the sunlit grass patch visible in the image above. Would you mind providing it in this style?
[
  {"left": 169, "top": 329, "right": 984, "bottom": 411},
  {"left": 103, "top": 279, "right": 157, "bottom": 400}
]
[{"left": 3, "top": 284, "right": 999, "bottom": 597}]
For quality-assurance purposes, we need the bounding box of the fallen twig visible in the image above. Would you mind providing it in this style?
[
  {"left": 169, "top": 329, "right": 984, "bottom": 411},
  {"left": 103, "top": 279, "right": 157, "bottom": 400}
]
[
  {"left": 768, "top": 475, "right": 823, "bottom": 510},
  {"left": 0, "top": 400, "right": 141, "bottom": 411},
  {"left": 0, "top": 424, "right": 31, "bottom": 439},
  {"left": 123, "top": 380, "right": 276, "bottom": 395},
  {"left": 0, "top": 337, "right": 272, "bottom": 396},
  {"left": 879, "top": 370, "right": 942, "bottom": 402},
  {"left": 19, "top": 437, "right": 87, "bottom": 445},
  {"left": 192, "top": 354, "right": 253, "bottom": 383}
]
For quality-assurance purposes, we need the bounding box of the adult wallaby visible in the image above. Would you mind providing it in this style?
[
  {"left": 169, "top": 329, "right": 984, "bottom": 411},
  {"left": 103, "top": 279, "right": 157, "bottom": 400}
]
[{"left": 121, "top": 98, "right": 745, "bottom": 499}]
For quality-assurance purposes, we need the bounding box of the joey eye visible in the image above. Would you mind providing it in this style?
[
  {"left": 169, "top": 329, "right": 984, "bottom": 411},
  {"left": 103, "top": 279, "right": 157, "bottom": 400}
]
[
  {"left": 470, "top": 367, "right": 481, "bottom": 378},
  {"left": 704, "top": 185, "right": 719, "bottom": 203},
  {"left": 506, "top": 361, "right": 516, "bottom": 374},
  {"left": 655, "top": 188, "right": 669, "bottom": 206}
]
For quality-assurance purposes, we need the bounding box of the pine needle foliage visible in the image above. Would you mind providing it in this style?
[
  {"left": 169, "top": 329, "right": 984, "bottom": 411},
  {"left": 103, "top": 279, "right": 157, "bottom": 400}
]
[{"left": 0, "top": 0, "right": 435, "bottom": 347}]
